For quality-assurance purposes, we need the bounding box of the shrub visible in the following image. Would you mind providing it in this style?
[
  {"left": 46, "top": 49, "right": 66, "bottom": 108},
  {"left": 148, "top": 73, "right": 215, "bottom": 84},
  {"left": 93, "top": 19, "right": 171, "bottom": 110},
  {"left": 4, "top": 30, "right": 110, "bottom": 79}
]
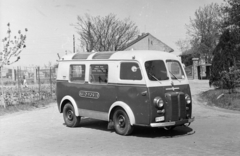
[
  {"left": 0, "top": 85, "right": 56, "bottom": 107},
  {"left": 220, "top": 67, "right": 240, "bottom": 93},
  {"left": 3, "top": 80, "right": 17, "bottom": 86}
]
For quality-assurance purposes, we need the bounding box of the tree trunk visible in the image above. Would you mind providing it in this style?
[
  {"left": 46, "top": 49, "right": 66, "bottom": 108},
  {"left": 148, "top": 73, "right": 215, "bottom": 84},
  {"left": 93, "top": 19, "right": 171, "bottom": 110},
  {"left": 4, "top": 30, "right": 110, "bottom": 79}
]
[{"left": 233, "top": 56, "right": 236, "bottom": 68}]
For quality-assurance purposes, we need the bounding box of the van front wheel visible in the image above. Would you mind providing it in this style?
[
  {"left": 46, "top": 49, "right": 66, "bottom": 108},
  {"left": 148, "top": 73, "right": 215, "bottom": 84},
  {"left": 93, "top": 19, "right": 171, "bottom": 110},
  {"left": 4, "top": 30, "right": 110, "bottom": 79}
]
[
  {"left": 63, "top": 103, "right": 80, "bottom": 127},
  {"left": 113, "top": 109, "right": 133, "bottom": 136}
]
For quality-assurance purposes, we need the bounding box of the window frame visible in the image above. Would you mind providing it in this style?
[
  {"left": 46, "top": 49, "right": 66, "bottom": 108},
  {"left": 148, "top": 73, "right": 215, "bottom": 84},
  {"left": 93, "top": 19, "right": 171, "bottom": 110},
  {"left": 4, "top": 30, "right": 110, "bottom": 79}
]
[
  {"left": 144, "top": 60, "right": 169, "bottom": 82},
  {"left": 89, "top": 64, "right": 109, "bottom": 85},
  {"left": 69, "top": 64, "right": 86, "bottom": 83},
  {"left": 166, "top": 59, "right": 186, "bottom": 80},
  {"left": 120, "top": 62, "right": 143, "bottom": 81}
]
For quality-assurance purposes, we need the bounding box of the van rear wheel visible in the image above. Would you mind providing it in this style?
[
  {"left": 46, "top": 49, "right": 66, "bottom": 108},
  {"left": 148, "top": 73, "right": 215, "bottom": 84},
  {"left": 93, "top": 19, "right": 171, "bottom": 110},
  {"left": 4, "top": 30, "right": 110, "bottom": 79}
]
[
  {"left": 63, "top": 103, "right": 81, "bottom": 127},
  {"left": 113, "top": 108, "right": 133, "bottom": 136}
]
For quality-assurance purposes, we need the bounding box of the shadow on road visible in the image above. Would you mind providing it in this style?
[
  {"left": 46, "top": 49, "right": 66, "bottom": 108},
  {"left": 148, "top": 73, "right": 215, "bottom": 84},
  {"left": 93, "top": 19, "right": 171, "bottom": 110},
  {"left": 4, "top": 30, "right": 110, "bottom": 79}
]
[
  {"left": 63, "top": 118, "right": 195, "bottom": 138},
  {"left": 78, "top": 118, "right": 110, "bottom": 131},
  {"left": 132, "top": 126, "right": 195, "bottom": 138}
]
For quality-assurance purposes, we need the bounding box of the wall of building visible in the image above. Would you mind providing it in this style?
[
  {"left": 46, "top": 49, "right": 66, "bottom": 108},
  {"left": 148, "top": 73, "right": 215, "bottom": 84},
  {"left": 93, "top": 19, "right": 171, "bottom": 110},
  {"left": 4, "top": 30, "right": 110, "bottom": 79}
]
[
  {"left": 0, "top": 67, "right": 11, "bottom": 77},
  {"left": 148, "top": 35, "right": 170, "bottom": 52},
  {"left": 192, "top": 58, "right": 199, "bottom": 79},
  {"left": 124, "top": 35, "right": 172, "bottom": 52},
  {"left": 124, "top": 37, "right": 149, "bottom": 51}
]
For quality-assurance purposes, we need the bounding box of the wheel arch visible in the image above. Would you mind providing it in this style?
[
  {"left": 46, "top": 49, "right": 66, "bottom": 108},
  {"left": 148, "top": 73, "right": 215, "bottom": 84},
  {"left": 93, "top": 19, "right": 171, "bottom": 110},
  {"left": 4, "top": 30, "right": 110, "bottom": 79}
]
[
  {"left": 108, "top": 101, "right": 135, "bottom": 125},
  {"left": 60, "top": 96, "right": 79, "bottom": 116}
]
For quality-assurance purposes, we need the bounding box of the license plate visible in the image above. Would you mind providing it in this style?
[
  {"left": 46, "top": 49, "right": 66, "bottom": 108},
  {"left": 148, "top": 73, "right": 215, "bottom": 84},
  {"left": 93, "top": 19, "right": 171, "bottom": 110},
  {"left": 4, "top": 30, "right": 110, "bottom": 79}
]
[{"left": 155, "top": 116, "right": 164, "bottom": 122}]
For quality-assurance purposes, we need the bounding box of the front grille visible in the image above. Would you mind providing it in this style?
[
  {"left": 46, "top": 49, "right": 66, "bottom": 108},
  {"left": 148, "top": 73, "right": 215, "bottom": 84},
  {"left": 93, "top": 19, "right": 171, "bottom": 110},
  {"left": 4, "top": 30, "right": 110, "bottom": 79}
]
[
  {"left": 171, "top": 95, "right": 178, "bottom": 121},
  {"left": 179, "top": 93, "right": 187, "bottom": 118},
  {"left": 165, "top": 92, "right": 186, "bottom": 121}
]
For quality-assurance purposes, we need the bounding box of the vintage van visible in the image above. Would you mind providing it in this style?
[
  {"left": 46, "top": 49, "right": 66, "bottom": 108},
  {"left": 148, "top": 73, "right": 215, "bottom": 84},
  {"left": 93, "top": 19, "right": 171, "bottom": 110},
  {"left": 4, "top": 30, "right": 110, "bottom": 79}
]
[{"left": 56, "top": 50, "right": 194, "bottom": 135}]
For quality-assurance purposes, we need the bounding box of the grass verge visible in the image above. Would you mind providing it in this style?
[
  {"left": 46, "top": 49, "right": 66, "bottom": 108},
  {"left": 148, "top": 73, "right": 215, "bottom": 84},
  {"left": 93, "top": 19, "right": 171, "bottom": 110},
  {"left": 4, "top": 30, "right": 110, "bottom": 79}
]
[
  {"left": 0, "top": 98, "right": 55, "bottom": 116},
  {"left": 200, "top": 89, "right": 240, "bottom": 111}
]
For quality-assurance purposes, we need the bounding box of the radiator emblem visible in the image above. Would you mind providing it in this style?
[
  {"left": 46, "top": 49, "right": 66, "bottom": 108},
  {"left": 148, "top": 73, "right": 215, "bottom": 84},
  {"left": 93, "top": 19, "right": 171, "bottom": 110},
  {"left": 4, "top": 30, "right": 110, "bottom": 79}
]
[{"left": 166, "top": 87, "right": 180, "bottom": 91}]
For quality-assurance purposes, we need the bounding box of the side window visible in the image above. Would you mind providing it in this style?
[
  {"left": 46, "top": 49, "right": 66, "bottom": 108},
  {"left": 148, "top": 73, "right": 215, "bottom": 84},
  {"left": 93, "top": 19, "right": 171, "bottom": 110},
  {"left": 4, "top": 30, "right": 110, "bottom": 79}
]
[
  {"left": 120, "top": 62, "right": 142, "bottom": 80},
  {"left": 90, "top": 64, "right": 108, "bottom": 84},
  {"left": 70, "top": 65, "right": 85, "bottom": 82},
  {"left": 166, "top": 60, "right": 185, "bottom": 79},
  {"left": 170, "top": 62, "right": 180, "bottom": 75}
]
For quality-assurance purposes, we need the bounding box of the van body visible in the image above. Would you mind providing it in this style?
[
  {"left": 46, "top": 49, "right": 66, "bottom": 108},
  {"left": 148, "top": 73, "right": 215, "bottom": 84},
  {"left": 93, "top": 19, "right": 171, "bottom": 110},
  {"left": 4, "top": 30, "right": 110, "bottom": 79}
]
[{"left": 56, "top": 50, "right": 194, "bottom": 135}]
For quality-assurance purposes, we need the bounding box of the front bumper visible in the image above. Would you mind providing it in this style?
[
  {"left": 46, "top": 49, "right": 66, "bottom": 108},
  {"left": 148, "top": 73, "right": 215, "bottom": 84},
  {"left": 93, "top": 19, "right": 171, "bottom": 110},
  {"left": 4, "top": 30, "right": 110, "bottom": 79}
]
[{"left": 150, "top": 117, "right": 194, "bottom": 127}]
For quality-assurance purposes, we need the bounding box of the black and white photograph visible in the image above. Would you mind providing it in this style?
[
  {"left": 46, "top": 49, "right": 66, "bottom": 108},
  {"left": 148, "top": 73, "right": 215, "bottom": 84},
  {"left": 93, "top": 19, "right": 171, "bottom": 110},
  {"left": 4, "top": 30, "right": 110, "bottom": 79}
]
[{"left": 0, "top": 0, "right": 240, "bottom": 155}]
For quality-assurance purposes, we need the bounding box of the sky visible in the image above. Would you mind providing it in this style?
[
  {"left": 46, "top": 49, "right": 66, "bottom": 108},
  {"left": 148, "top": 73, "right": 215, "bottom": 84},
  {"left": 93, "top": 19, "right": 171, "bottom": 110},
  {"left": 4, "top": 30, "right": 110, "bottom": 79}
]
[{"left": 0, "top": 0, "right": 224, "bottom": 67}]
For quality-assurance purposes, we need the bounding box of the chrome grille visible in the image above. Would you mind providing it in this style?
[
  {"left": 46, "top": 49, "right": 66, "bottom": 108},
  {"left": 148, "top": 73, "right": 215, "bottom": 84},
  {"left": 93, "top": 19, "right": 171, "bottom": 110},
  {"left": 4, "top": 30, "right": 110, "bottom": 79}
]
[
  {"left": 179, "top": 93, "right": 186, "bottom": 119},
  {"left": 165, "top": 92, "right": 186, "bottom": 121}
]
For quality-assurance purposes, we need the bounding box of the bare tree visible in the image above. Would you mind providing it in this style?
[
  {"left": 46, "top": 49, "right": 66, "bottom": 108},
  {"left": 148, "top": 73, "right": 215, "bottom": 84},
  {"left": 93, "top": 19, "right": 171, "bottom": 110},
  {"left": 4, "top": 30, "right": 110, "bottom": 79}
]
[
  {"left": 75, "top": 14, "right": 139, "bottom": 52},
  {"left": 186, "top": 3, "right": 223, "bottom": 61},
  {"left": 0, "top": 23, "right": 27, "bottom": 108}
]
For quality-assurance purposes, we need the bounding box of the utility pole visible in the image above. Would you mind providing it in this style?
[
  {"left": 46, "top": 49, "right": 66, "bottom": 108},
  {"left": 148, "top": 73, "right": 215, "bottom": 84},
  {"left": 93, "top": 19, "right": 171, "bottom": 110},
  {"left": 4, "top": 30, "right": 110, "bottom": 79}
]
[
  {"left": 57, "top": 53, "right": 60, "bottom": 59},
  {"left": 73, "top": 35, "right": 75, "bottom": 53}
]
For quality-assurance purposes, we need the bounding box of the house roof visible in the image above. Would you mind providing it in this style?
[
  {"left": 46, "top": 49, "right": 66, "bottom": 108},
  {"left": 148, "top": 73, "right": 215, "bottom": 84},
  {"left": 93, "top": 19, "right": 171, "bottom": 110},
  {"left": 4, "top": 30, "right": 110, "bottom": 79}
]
[{"left": 122, "top": 33, "right": 174, "bottom": 52}]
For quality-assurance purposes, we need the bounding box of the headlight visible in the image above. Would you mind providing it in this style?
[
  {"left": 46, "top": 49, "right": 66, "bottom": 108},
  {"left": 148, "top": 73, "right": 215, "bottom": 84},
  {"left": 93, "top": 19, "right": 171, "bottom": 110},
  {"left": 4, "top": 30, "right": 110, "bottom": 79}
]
[
  {"left": 185, "top": 94, "right": 191, "bottom": 104},
  {"left": 153, "top": 96, "right": 164, "bottom": 108}
]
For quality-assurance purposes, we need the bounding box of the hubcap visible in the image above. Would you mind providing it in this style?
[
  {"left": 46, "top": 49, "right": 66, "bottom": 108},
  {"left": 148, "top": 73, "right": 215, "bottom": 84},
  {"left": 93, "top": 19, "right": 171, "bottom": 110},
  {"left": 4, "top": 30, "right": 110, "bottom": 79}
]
[
  {"left": 118, "top": 115, "right": 126, "bottom": 128},
  {"left": 67, "top": 110, "right": 74, "bottom": 121}
]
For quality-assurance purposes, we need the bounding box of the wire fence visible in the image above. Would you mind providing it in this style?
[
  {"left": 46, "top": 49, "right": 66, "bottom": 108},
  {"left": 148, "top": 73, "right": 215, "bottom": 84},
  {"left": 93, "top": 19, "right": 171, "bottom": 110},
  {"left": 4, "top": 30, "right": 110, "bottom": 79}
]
[{"left": 0, "top": 66, "right": 57, "bottom": 107}]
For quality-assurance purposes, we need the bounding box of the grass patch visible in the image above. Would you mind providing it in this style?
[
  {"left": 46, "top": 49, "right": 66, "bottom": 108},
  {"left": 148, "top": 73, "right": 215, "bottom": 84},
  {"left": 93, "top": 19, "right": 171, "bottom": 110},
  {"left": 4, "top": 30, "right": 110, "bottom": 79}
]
[
  {"left": 0, "top": 98, "right": 55, "bottom": 116},
  {"left": 200, "top": 88, "right": 240, "bottom": 111}
]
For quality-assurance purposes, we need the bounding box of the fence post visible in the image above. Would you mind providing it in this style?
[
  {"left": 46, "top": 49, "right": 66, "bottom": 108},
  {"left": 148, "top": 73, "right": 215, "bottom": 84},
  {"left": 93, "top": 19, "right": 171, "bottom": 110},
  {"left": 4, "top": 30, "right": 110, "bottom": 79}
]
[
  {"left": 50, "top": 67, "right": 52, "bottom": 97},
  {"left": 12, "top": 67, "right": 15, "bottom": 81},
  {"left": 38, "top": 67, "right": 41, "bottom": 100},
  {"left": 0, "top": 66, "right": 6, "bottom": 108},
  {"left": 17, "top": 67, "right": 21, "bottom": 103},
  {"left": 34, "top": 67, "right": 37, "bottom": 84}
]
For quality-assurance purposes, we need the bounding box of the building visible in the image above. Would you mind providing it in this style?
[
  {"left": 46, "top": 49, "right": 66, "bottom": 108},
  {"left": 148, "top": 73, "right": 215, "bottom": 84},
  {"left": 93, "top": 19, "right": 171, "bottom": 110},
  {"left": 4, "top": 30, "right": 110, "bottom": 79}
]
[
  {"left": 0, "top": 67, "right": 12, "bottom": 78},
  {"left": 122, "top": 33, "right": 174, "bottom": 52}
]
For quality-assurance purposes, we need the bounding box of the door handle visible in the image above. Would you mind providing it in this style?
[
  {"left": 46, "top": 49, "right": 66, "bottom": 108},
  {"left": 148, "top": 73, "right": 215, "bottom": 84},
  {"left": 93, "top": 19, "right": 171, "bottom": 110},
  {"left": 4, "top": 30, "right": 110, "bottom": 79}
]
[{"left": 141, "top": 91, "right": 147, "bottom": 96}]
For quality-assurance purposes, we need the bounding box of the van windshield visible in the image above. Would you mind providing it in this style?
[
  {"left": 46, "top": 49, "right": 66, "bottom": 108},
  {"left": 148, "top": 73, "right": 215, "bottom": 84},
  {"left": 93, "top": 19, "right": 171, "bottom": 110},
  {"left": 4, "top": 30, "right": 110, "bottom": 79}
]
[{"left": 145, "top": 60, "right": 169, "bottom": 81}]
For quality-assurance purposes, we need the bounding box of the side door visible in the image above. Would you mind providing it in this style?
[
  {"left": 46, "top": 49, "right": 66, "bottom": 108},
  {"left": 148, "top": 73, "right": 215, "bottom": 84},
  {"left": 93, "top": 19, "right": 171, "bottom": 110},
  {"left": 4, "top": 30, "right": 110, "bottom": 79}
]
[
  {"left": 116, "top": 61, "right": 150, "bottom": 125},
  {"left": 68, "top": 63, "right": 88, "bottom": 109},
  {"left": 77, "top": 62, "right": 117, "bottom": 120}
]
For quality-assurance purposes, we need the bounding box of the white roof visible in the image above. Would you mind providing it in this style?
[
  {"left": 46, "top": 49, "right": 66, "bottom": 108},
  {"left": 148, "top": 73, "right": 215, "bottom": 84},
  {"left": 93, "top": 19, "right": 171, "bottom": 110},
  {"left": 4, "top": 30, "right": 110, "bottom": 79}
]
[{"left": 60, "top": 50, "right": 179, "bottom": 62}]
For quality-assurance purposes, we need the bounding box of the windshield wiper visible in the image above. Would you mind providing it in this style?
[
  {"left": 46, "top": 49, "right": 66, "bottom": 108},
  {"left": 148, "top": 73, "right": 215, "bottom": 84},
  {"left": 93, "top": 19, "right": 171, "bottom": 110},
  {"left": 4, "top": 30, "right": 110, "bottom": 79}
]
[
  {"left": 168, "top": 70, "right": 181, "bottom": 82},
  {"left": 148, "top": 73, "right": 161, "bottom": 84}
]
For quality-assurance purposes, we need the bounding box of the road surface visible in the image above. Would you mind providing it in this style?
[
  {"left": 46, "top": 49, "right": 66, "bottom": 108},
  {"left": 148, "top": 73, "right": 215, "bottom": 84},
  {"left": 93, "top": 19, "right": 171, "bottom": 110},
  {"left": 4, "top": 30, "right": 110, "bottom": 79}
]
[{"left": 0, "top": 80, "right": 240, "bottom": 156}]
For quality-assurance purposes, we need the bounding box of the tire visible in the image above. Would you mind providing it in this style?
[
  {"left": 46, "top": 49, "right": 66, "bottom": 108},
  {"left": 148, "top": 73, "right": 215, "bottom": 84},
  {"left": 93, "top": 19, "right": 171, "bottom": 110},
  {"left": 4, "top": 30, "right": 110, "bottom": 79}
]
[
  {"left": 113, "top": 108, "right": 133, "bottom": 136},
  {"left": 63, "top": 103, "right": 81, "bottom": 127}
]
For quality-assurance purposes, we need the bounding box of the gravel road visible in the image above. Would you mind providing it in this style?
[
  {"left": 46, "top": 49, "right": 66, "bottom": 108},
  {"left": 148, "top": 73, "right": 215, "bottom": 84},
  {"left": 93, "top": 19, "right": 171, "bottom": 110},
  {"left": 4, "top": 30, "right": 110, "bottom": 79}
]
[{"left": 0, "top": 80, "right": 240, "bottom": 156}]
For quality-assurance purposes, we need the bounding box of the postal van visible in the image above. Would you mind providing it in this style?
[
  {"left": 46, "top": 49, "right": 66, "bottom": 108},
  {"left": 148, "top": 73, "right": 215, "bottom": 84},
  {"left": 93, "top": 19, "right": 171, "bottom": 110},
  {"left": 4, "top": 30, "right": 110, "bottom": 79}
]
[{"left": 56, "top": 50, "right": 194, "bottom": 135}]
